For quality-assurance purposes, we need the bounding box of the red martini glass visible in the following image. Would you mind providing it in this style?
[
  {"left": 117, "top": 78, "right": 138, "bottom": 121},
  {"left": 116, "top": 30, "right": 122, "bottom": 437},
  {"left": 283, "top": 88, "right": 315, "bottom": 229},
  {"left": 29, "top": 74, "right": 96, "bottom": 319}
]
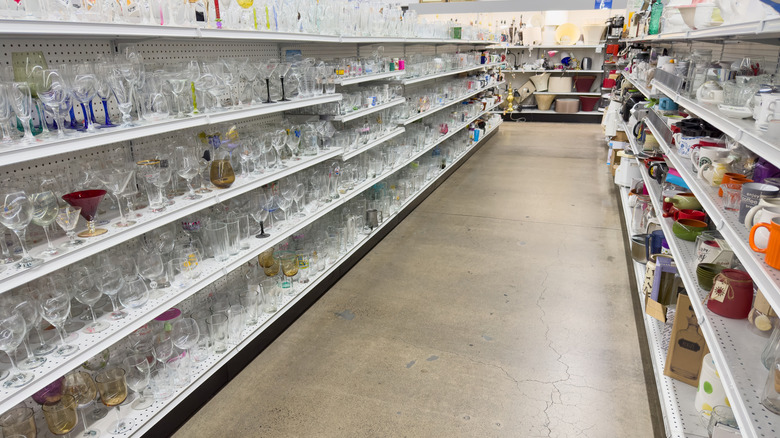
[{"left": 62, "top": 190, "right": 108, "bottom": 238}]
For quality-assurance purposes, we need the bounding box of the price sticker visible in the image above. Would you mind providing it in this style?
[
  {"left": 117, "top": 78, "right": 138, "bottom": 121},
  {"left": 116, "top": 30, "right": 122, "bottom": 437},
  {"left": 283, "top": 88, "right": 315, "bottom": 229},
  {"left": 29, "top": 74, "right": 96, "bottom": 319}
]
[{"left": 595, "top": 46, "right": 602, "bottom": 53}]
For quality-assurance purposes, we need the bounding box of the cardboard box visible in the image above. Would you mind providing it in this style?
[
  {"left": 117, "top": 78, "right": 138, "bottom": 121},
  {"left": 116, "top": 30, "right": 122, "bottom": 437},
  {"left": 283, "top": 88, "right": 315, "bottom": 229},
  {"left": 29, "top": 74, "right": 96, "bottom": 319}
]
[{"left": 664, "top": 293, "right": 710, "bottom": 387}]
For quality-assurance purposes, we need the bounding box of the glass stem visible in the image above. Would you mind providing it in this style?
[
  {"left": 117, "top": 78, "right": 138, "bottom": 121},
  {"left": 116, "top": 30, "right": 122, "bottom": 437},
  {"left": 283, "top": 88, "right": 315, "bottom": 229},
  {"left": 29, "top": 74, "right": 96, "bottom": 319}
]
[
  {"left": 89, "top": 305, "right": 98, "bottom": 323},
  {"left": 67, "top": 231, "right": 77, "bottom": 244},
  {"left": 35, "top": 326, "right": 47, "bottom": 348},
  {"left": 80, "top": 103, "right": 90, "bottom": 130},
  {"left": 56, "top": 326, "right": 69, "bottom": 346},
  {"left": 79, "top": 407, "right": 89, "bottom": 432},
  {"left": 0, "top": 119, "right": 12, "bottom": 141},
  {"left": 102, "top": 99, "right": 112, "bottom": 125},
  {"left": 187, "top": 180, "right": 196, "bottom": 197},
  {"left": 0, "top": 233, "right": 11, "bottom": 259},
  {"left": 20, "top": 116, "right": 35, "bottom": 140},
  {"left": 265, "top": 78, "right": 272, "bottom": 102},
  {"left": 89, "top": 101, "right": 97, "bottom": 124},
  {"left": 12, "top": 229, "right": 32, "bottom": 260},
  {"left": 108, "top": 295, "right": 120, "bottom": 313},
  {"left": 22, "top": 339, "right": 34, "bottom": 360},
  {"left": 43, "top": 226, "right": 55, "bottom": 251},
  {"left": 114, "top": 194, "right": 127, "bottom": 224},
  {"left": 6, "top": 352, "right": 19, "bottom": 375}
]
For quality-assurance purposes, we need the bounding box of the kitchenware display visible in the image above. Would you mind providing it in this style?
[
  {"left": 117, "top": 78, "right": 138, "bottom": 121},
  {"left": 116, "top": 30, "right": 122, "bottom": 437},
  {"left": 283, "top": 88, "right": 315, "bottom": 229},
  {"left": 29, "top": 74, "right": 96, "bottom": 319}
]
[
  {"left": 697, "top": 263, "right": 726, "bottom": 291},
  {"left": 673, "top": 219, "right": 708, "bottom": 242},
  {"left": 707, "top": 269, "right": 754, "bottom": 319},
  {"left": 740, "top": 183, "right": 780, "bottom": 223}
]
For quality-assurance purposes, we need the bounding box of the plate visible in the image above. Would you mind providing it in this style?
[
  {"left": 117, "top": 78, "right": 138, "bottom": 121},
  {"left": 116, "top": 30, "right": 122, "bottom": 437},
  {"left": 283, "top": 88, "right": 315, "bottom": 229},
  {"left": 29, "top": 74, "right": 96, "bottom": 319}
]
[{"left": 717, "top": 104, "right": 753, "bottom": 119}]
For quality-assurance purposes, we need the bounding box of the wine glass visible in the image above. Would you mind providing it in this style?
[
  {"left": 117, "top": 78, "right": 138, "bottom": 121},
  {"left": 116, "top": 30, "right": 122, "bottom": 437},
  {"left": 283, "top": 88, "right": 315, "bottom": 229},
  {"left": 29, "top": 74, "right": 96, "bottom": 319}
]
[
  {"left": 13, "top": 300, "right": 47, "bottom": 370},
  {"left": 279, "top": 251, "right": 299, "bottom": 297},
  {"left": 119, "top": 276, "right": 150, "bottom": 309},
  {"left": 119, "top": 171, "right": 143, "bottom": 219},
  {"left": 108, "top": 65, "right": 135, "bottom": 127},
  {"left": 93, "top": 62, "right": 117, "bottom": 128},
  {"left": 166, "top": 69, "right": 189, "bottom": 118},
  {"left": 94, "top": 268, "right": 128, "bottom": 320},
  {"left": 136, "top": 251, "right": 165, "bottom": 300},
  {"left": 271, "top": 129, "right": 287, "bottom": 168},
  {"left": 38, "top": 287, "right": 79, "bottom": 357},
  {"left": 250, "top": 192, "right": 272, "bottom": 238},
  {"left": 174, "top": 146, "right": 202, "bottom": 200},
  {"left": 260, "top": 59, "right": 279, "bottom": 103},
  {"left": 172, "top": 317, "right": 199, "bottom": 381},
  {"left": 71, "top": 267, "right": 109, "bottom": 334},
  {"left": 277, "top": 61, "right": 292, "bottom": 101},
  {"left": 292, "top": 183, "right": 305, "bottom": 219},
  {"left": 0, "top": 190, "right": 43, "bottom": 269},
  {"left": 95, "top": 368, "right": 134, "bottom": 434},
  {"left": 67, "top": 64, "right": 99, "bottom": 133},
  {"left": 96, "top": 169, "right": 137, "bottom": 227},
  {"left": 150, "top": 166, "right": 173, "bottom": 210},
  {"left": 0, "top": 313, "right": 34, "bottom": 388},
  {"left": 62, "top": 371, "right": 101, "bottom": 438},
  {"left": 43, "top": 394, "right": 78, "bottom": 437},
  {"left": 56, "top": 206, "right": 85, "bottom": 248},
  {"left": 61, "top": 190, "right": 109, "bottom": 238},
  {"left": 31, "top": 190, "right": 60, "bottom": 257},
  {"left": 0, "top": 83, "right": 18, "bottom": 144},
  {"left": 9, "top": 82, "right": 38, "bottom": 143},
  {"left": 123, "top": 354, "right": 153, "bottom": 410},
  {"left": 153, "top": 331, "right": 174, "bottom": 376},
  {"left": 38, "top": 69, "right": 71, "bottom": 138}
]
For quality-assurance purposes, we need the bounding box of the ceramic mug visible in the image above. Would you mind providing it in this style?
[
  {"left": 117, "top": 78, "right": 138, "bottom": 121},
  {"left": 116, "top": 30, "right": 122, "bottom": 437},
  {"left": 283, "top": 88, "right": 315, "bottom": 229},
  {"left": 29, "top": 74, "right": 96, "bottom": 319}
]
[
  {"left": 645, "top": 230, "right": 666, "bottom": 261},
  {"left": 750, "top": 216, "right": 780, "bottom": 269},
  {"left": 698, "top": 159, "right": 732, "bottom": 187},
  {"left": 707, "top": 269, "right": 754, "bottom": 319},
  {"left": 691, "top": 145, "right": 730, "bottom": 174},
  {"left": 740, "top": 183, "right": 780, "bottom": 223},
  {"left": 744, "top": 206, "right": 780, "bottom": 248},
  {"left": 745, "top": 197, "right": 780, "bottom": 225},
  {"left": 755, "top": 93, "right": 780, "bottom": 131}
]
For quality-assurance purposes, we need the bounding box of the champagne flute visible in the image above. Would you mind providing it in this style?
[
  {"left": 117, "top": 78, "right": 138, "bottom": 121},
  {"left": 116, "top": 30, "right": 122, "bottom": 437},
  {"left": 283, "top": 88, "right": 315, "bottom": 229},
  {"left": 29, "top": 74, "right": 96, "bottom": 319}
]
[
  {"left": 62, "top": 371, "right": 101, "bottom": 438},
  {"left": 9, "top": 82, "right": 38, "bottom": 143},
  {"left": 72, "top": 267, "right": 110, "bottom": 334},
  {"left": 0, "top": 190, "right": 43, "bottom": 269},
  {"left": 12, "top": 300, "right": 47, "bottom": 370},
  {"left": 43, "top": 394, "right": 78, "bottom": 437},
  {"left": 56, "top": 206, "right": 86, "bottom": 248},
  {"left": 38, "top": 287, "right": 79, "bottom": 357},
  {"left": 95, "top": 368, "right": 134, "bottom": 434},
  {"left": 0, "top": 313, "right": 34, "bottom": 388},
  {"left": 123, "top": 354, "right": 153, "bottom": 410},
  {"left": 31, "top": 190, "right": 60, "bottom": 256},
  {"left": 0, "top": 83, "right": 17, "bottom": 143}
]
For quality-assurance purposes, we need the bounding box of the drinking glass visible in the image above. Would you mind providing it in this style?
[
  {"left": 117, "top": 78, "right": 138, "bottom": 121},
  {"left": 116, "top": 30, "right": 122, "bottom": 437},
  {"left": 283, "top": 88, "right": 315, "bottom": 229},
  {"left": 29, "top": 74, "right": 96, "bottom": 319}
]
[
  {"left": 0, "top": 190, "right": 43, "bottom": 269},
  {"left": 72, "top": 267, "right": 109, "bottom": 334},
  {"left": 56, "top": 206, "right": 85, "bottom": 248},
  {"left": 123, "top": 354, "right": 153, "bottom": 410},
  {"left": 172, "top": 317, "right": 199, "bottom": 381},
  {"left": 166, "top": 70, "right": 189, "bottom": 118},
  {"left": 260, "top": 59, "right": 279, "bottom": 103},
  {"left": 9, "top": 82, "right": 37, "bottom": 143},
  {"left": 0, "top": 406, "right": 36, "bottom": 438},
  {"left": 43, "top": 394, "right": 78, "bottom": 437},
  {"left": 250, "top": 191, "right": 272, "bottom": 238},
  {"left": 62, "top": 371, "right": 100, "bottom": 438},
  {"left": 95, "top": 368, "right": 134, "bottom": 434},
  {"left": 277, "top": 61, "right": 292, "bottom": 101},
  {"left": 38, "top": 69, "right": 70, "bottom": 138},
  {"left": 31, "top": 190, "right": 60, "bottom": 256},
  {"left": 207, "top": 313, "right": 228, "bottom": 354},
  {"left": 279, "top": 251, "right": 298, "bottom": 297},
  {"left": 0, "top": 313, "right": 33, "bottom": 388},
  {"left": 119, "top": 276, "right": 150, "bottom": 309},
  {"left": 38, "top": 287, "right": 79, "bottom": 357},
  {"left": 153, "top": 332, "right": 174, "bottom": 373},
  {"left": 260, "top": 278, "right": 280, "bottom": 313},
  {"left": 61, "top": 190, "right": 108, "bottom": 237},
  {"left": 239, "top": 289, "right": 260, "bottom": 325},
  {"left": 67, "top": 65, "right": 99, "bottom": 133},
  {"left": 96, "top": 169, "right": 137, "bottom": 227},
  {"left": 292, "top": 183, "right": 305, "bottom": 218},
  {"left": 108, "top": 65, "right": 135, "bottom": 127},
  {"left": 175, "top": 146, "right": 202, "bottom": 200},
  {"left": 227, "top": 304, "right": 244, "bottom": 345},
  {"left": 13, "top": 300, "right": 47, "bottom": 370},
  {"left": 95, "top": 268, "right": 128, "bottom": 320},
  {"left": 205, "top": 222, "right": 229, "bottom": 262},
  {"left": 137, "top": 251, "right": 166, "bottom": 300},
  {"left": 224, "top": 218, "right": 241, "bottom": 256},
  {"left": 0, "top": 83, "right": 17, "bottom": 144}
]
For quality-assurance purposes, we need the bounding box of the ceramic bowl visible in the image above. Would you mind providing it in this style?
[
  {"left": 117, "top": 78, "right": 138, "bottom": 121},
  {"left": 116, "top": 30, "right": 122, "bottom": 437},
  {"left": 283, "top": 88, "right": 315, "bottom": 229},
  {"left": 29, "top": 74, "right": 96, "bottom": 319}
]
[
  {"left": 673, "top": 219, "right": 708, "bottom": 241},
  {"left": 697, "top": 263, "right": 725, "bottom": 290}
]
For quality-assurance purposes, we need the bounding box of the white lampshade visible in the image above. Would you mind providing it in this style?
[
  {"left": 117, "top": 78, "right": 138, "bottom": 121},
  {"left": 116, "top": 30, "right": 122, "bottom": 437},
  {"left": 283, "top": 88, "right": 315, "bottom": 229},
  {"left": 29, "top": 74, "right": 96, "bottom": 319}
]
[{"left": 545, "top": 10, "right": 568, "bottom": 26}]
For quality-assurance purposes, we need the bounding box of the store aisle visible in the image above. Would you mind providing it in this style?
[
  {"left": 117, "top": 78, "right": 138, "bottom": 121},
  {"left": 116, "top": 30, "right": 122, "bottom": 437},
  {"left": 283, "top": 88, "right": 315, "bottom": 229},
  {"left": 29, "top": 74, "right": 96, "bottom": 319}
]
[{"left": 174, "top": 123, "right": 657, "bottom": 437}]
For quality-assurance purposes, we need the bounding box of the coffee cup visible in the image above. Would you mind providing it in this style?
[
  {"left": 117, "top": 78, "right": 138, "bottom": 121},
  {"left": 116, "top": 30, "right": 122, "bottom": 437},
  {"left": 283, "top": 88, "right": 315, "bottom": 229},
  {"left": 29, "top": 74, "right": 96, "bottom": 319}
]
[
  {"left": 740, "top": 183, "right": 780, "bottom": 223},
  {"left": 750, "top": 217, "right": 780, "bottom": 269},
  {"left": 745, "top": 206, "right": 780, "bottom": 248},
  {"left": 691, "top": 145, "right": 730, "bottom": 174}
]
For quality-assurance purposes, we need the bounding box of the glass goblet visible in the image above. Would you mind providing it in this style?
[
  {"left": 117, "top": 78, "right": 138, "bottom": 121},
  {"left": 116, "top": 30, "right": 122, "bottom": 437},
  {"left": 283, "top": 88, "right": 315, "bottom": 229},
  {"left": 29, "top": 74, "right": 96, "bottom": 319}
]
[
  {"left": 136, "top": 251, "right": 165, "bottom": 300},
  {"left": 119, "top": 277, "right": 150, "bottom": 310},
  {"left": 9, "top": 82, "right": 38, "bottom": 143},
  {"left": 123, "top": 354, "right": 153, "bottom": 410},
  {"left": 250, "top": 192, "right": 271, "bottom": 238},
  {"left": 62, "top": 190, "right": 108, "bottom": 237},
  {"left": 13, "top": 300, "right": 47, "bottom": 370},
  {"left": 0, "top": 313, "right": 34, "bottom": 388},
  {"left": 95, "top": 368, "right": 133, "bottom": 435},
  {"left": 56, "top": 206, "right": 85, "bottom": 248},
  {"left": 0, "top": 190, "right": 43, "bottom": 269},
  {"left": 43, "top": 394, "right": 78, "bottom": 437},
  {"left": 62, "top": 371, "right": 100, "bottom": 438},
  {"left": 31, "top": 190, "right": 60, "bottom": 257},
  {"left": 96, "top": 169, "right": 137, "bottom": 227},
  {"left": 279, "top": 251, "right": 299, "bottom": 297},
  {"left": 95, "top": 268, "right": 127, "bottom": 320},
  {"left": 72, "top": 268, "right": 110, "bottom": 334},
  {"left": 38, "top": 288, "right": 79, "bottom": 357}
]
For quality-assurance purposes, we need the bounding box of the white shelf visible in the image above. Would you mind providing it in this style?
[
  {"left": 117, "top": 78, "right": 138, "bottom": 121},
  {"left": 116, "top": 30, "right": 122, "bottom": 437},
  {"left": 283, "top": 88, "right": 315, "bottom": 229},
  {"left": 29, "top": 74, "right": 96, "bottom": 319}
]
[
  {"left": 331, "top": 97, "right": 405, "bottom": 122},
  {"left": 0, "top": 94, "right": 342, "bottom": 167},
  {"left": 335, "top": 70, "right": 405, "bottom": 86},
  {"left": 402, "top": 81, "right": 505, "bottom": 125},
  {"left": 0, "top": 148, "right": 343, "bottom": 295},
  {"left": 491, "top": 44, "right": 604, "bottom": 49},
  {"left": 513, "top": 109, "right": 601, "bottom": 115},
  {"left": 505, "top": 69, "right": 604, "bottom": 74},
  {"left": 622, "top": 71, "right": 657, "bottom": 99},
  {"left": 622, "top": 17, "right": 780, "bottom": 43},
  {"left": 341, "top": 127, "right": 406, "bottom": 161},
  {"left": 396, "top": 62, "right": 505, "bottom": 86},
  {"left": 617, "top": 182, "right": 708, "bottom": 438},
  {"left": 534, "top": 91, "right": 602, "bottom": 96},
  {"left": 652, "top": 80, "right": 780, "bottom": 172},
  {"left": 643, "top": 115, "right": 780, "bottom": 438}
]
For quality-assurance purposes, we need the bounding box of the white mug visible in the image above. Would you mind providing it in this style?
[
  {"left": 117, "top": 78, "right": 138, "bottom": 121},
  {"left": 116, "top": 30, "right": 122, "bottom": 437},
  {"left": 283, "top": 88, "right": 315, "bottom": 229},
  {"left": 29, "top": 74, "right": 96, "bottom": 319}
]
[
  {"left": 698, "top": 159, "right": 731, "bottom": 187},
  {"left": 691, "top": 145, "right": 729, "bottom": 173},
  {"left": 755, "top": 93, "right": 780, "bottom": 130}
]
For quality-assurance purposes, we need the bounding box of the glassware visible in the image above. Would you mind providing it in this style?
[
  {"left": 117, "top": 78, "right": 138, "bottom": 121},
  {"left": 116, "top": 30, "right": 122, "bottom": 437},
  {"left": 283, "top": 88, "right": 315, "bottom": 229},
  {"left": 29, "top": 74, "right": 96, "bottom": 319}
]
[
  {"left": 72, "top": 267, "right": 109, "bottom": 334},
  {"left": 0, "top": 83, "right": 17, "bottom": 144},
  {"left": 0, "top": 406, "right": 36, "bottom": 438},
  {"left": 171, "top": 317, "right": 199, "bottom": 381},
  {"left": 56, "top": 206, "right": 85, "bottom": 248},
  {"left": 62, "top": 371, "right": 101, "bottom": 438},
  {"left": 210, "top": 148, "right": 236, "bottom": 189},
  {"left": 123, "top": 354, "right": 153, "bottom": 410},
  {"left": 120, "top": 276, "right": 150, "bottom": 309},
  {"left": 279, "top": 251, "right": 299, "bottom": 297},
  {"left": 137, "top": 251, "right": 166, "bottom": 300},
  {"left": 175, "top": 146, "right": 203, "bottom": 200},
  {"left": 38, "top": 287, "right": 79, "bottom": 357},
  {"left": 0, "top": 313, "right": 34, "bottom": 388},
  {"left": 95, "top": 368, "right": 134, "bottom": 434},
  {"left": 260, "top": 59, "right": 279, "bottom": 103},
  {"left": 239, "top": 289, "right": 260, "bottom": 325},
  {"left": 260, "top": 278, "right": 280, "bottom": 313},
  {"left": 38, "top": 69, "right": 70, "bottom": 138},
  {"left": 250, "top": 192, "right": 272, "bottom": 238},
  {"left": 43, "top": 394, "right": 78, "bottom": 437},
  {"left": 278, "top": 61, "right": 292, "bottom": 101},
  {"left": 30, "top": 190, "right": 60, "bottom": 256},
  {"left": 207, "top": 313, "right": 228, "bottom": 354},
  {"left": 13, "top": 299, "right": 47, "bottom": 370},
  {"left": 61, "top": 190, "right": 108, "bottom": 237},
  {"left": 0, "top": 190, "right": 43, "bottom": 269},
  {"left": 96, "top": 169, "right": 137, "bottom": 227},
  {"left": 95, "top": 268, "right": 128, "bottom": 320},
  {"left": 205, "top": 222, "right": 230, "bottom": 262},
  {"left": 67, "top": 64, "right": 100, "bottom": 133},
  {"left": 9, "top": 82, "right": 37, "bottom": 143}
]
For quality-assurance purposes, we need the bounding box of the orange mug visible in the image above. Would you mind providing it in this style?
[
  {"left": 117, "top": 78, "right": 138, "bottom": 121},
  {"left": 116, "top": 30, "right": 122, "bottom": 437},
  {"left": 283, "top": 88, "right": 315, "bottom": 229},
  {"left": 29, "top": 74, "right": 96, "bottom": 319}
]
[
  {"left": 749, "top": 216, "right": 780, "bottom": 269},
  {"left": 719, "top": 173, "right": 751, "bottom": 197}
]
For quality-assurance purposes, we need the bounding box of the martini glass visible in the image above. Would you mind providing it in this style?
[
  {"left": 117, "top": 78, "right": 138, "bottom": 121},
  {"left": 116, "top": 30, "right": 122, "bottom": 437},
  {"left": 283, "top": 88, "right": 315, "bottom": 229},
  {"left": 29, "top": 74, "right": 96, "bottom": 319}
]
[
  {"left": 96, "top": 170, "right": 136, "bottom": 227},
  {"left": 62, "top": 190, "right": 108, "bottom": 238},
  {"left": 260, "top": 59, "right": 279, "bottom": 103},
  {"left": 277, "top": 62, "right": 292, "bottom": 101}
]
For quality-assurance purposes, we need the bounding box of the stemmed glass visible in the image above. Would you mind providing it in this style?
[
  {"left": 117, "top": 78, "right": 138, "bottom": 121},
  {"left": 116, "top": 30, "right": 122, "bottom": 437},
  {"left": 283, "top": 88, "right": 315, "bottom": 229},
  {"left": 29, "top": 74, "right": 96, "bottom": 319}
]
[
  {"left": 62, "top": 371, "right": 101, "bottom": 438},
  {"left": 95, "top": 268, "right": 128, "bottom": 320},
  {"left": 153, "top": 331, "right": 174, "bottom": 372},
  {"left": 136, "top": 251, "right": 166, "bottom": 300},
  {"left": 72, "top": 267, "right": 109, "bottom": 334},
  {"left": 56, "top": 206, "right": 85, "bottom": 248},
  {"left": 119, "top": 276, "right": 150, "bottom": 309},
  {"left": 94, "top": 63, "right": 117, "bottom": 128},
  {"left": 61, "top": 190, "right": 108, "bottom": 237},
  {"left": 123, "top": 354, "right": 153, "bottom": 410},
  {"left": 42, "top": 394, "right": 78, "bottom": 438},
  {"left": 38, "top": 69, "right": 71, "bottom": 138},
  {"left": 277, "top": 61, "right": 293, "bottom": 101},
  {"left": 97, "top": 169, "right": 137, "bottom": 227},
  {"left": 250, "top": 192, "right": 272, "bottom": 238},
  {"left": 271, "top": 129, "right": 287, "bottom": 169},
  {"left": 31, "top": 190, "right": 61, "bottom": 256},
  {"left": 95, "top": 368, "right": 134, "bottom": 435},
  {"left": 175, "top": 146, "right": 202, "bottom": 200},
  {"left": 38, "top": 287, "right": 80, "bottom": 357},
  {"left": 108, "top": 65, "right": 136, "bottom": 128},
  {"left": 280, "top": 251, "right": 299, "bottom": 297},
  {"left": 150, "top": 166, "right": 173, "bottom": 210},
  {"left": 0, "top": 83, "right": 17, "bottom": 143},
  {"left": 172, "top": 317, "right": 199, "bottom": 382},
  {"left": 67, "top": 64, "right": 99, "bottom": 133},
  {"left": 9, "top": 82, "right": 38, "bottom": 143},
  {"left": 166, "top": 69, "right": 189, "bottom": 118},
  {"left": 13, "top": 300, "right": 47, "bottom": 370},
  {"left": 277, "top": 181, "right": 295, "bottom": 225},
  {"left": 260, "top": 59, "right": 279, "bottom": 103},
  {"left": 0, "top": 313, "right": 34, "bottom": 388},
  {"left": 0, "top": 190, "right": 43, "bottom": 269},
  {"left": 292, "top": 183, "right": 305, "bottom": 219}
]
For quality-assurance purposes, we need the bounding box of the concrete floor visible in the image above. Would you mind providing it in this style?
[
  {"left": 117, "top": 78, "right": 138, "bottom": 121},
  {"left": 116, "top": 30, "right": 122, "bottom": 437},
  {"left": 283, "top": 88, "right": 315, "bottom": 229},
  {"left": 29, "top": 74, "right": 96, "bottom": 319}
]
[{"left": 174, "top": 122, "right": 658, "bottom": 437}]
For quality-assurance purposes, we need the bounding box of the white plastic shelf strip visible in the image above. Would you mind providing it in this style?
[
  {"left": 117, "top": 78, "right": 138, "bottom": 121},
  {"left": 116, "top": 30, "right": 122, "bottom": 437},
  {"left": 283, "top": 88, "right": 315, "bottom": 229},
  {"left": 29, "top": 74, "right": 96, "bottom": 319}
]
[
  {"left": 331, "top": 97, "right": 405, "bottom": 122},
  {"left": 488, "top": 44, "right": 604, "bottom": 49},
  {"left": 335, "top": 70, "right": 405, "bottom": 86},
  {"left": 621, "top": 17, "right": 780, "bottom": 43},
  {"left": 505, "top": 69, "right": 604, "bottom": 74},
  {"left": 402, "top": 80, "right": 505, "bottom": 126},
  {"left": 396, "top": 61, "right": 505, "bottom": 86},
  {"left": 622, "top": 72, "right": 659, "bottom": 99},
  {"left": 643, "top": 116, "right": 780, "bottom": 438},
  {"left": 341, "top": 127, "right": 406, "bottom": 160}
]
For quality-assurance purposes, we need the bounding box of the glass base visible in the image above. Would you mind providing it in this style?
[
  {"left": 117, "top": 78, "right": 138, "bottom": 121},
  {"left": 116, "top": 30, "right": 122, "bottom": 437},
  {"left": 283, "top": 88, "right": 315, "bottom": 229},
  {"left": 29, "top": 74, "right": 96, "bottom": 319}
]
[
  {"left": 40, "top": 247, "right": 59, "bottom": 257},
  {"left": 183, "top": 193, "right": 203, "bottom": 200},
  {"left": 83, "top": 321, "right": 110, "bottom": 334},
  {"left": 2, "top": 371, "right": 33, "bottom": 388},
  {"left": 78, "top": 228, "right": 108, "bottom": 238},
  {"left": 33, "top": 342, "right": 57, "bottom": 356},
  {"left": 255, "top": 233, "right": 270, "bottom": 238},
  {"left": 17, "top": 257, "right": 43, "bottom": 269},
  {"left": 81, "top": 427, "right": 100, "bottom": 438},
  {"left": 0, "top": 369, "right": 7, "bottom": 381},
  {"left": 55, "top": 343, "right": 79, "bottom": 357},
  {"left": 18, "top": 355, "right": 46, "bottom": 370},
  {"left": 62, "top": 239, "right": 86, "bottom": 248},
  {"left": 196, "top": 187, "right": 212, "bottom": 194},
  {"left": 110, "top": 310, "right": 128, "bottom": 321},
  {"left": 113, "top": 220, "right": 137, "bottom": 228},
  {"left": 149, "top": 288, "right": 166, "bottom": 300},
  {"left": 132, "top": 396, "right": 154, "bottom": 410},
  {"left": 109, "top": 419, "right": 135, "bottom": 435}
]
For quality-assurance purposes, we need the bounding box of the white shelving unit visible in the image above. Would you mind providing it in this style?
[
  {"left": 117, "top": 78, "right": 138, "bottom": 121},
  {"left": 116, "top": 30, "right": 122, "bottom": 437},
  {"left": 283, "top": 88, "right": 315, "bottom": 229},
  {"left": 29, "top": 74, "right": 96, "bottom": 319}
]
[
  {"left": 402, "top": 81, "right": 505, "bottom": 125},
  {"left": 621, "top": 17, "right": 780, "bottom": 43},
  {"left": 331, "top": 97, "right": 405, "bottom": 122},
  {"left": 534, "top": 91, "right": 602, "bottom": 96},
  {"left": 334, "top": 70, "right": 405, "bottom": 86},
  {"left": 504, "top": 69, "right": 604, "bottom": 74},
  {"left": 395, "top": 61, "right": 504, "bottom": 86}
]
